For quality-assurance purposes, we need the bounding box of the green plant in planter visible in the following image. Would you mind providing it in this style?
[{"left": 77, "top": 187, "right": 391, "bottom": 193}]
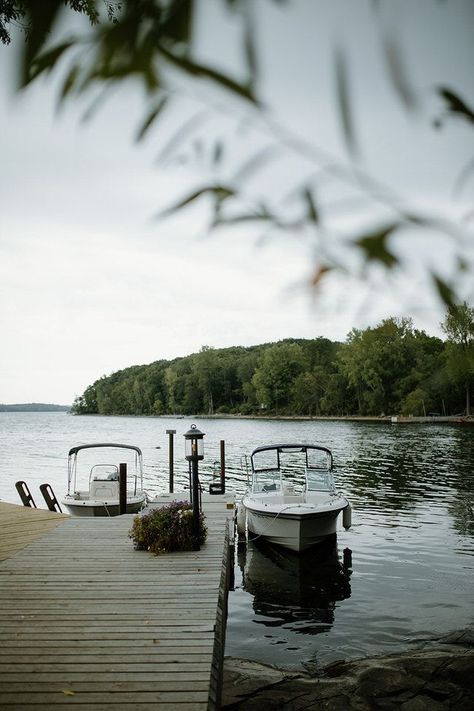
[{"left": 130, "top": 501, "right": 207, "bottom": 554}]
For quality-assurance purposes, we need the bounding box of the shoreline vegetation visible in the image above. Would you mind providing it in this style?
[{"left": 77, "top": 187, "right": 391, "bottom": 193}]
[
  {"left": 71, "top": 316, "right": 472, "bottom": 420},
  {"left": 71, "top": 412, "right": 474, "bottom": 425}
]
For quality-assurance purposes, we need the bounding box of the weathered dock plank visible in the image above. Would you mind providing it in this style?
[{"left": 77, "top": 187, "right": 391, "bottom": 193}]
[
  {"left": 0, "top": 502, "right": 70, "bottom": 561},
  {"left": 0, "top": 501, "right": 232, "bottom": 710}
]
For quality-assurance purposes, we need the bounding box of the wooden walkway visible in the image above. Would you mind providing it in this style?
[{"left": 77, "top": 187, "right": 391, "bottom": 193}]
[
  {"left": 0, "top": 502, "right": 70, "bottom": 561},
  {"left": 0, "top": 501, "right": 232, "bottom": 710}
]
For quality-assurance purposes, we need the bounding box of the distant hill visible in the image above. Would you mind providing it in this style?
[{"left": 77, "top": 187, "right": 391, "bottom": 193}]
[{"left": 0, "top": 403, "right": 70, "bottom": 412}]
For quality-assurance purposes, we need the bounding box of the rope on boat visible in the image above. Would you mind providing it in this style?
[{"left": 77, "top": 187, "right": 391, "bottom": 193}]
[{"left": 241, "top": 504, "right": 303, "bottom": 543}]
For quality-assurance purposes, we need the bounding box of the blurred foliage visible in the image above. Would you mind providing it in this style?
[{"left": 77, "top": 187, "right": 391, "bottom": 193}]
[
  {"left": 72, "top": 316, "right": 471, "bottom": 417},
  {"left": 1, "top": 0, "right": 472, "bottom": 307}
]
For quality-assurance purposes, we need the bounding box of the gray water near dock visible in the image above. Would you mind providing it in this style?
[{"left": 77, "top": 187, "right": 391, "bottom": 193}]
[{"left": 0, "top": 412, "right": 472, "bottom": 671}]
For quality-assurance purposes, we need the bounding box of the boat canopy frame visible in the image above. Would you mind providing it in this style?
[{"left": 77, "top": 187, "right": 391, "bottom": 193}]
[
  {"left": 67, "top": 443, "right": 144, "bottom": 496},
  {"left": 249, "top": 444, "right": 334, "bottom": 495},
  {"left": 250, "top": 444, "right": 333, "bottom": 473}
]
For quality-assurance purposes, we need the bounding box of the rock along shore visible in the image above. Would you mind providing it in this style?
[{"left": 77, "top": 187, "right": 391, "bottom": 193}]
[{"left": 222, "top": 629, "right": 474, "bottom": 710}]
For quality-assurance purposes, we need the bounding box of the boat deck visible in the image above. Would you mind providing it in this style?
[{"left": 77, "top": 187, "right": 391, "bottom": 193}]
[{"left": 0, "top": 499, "right": 233, "bottom": 710}]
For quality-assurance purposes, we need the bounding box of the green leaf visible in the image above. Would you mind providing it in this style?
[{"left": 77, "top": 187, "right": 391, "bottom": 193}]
[
  {"left": 214, "top": 186, "right": 235, "bottom": 202},
  {"left": 303, "top": 188, "right": 319, "bottom": 224},
  {"left": 158, "top": 43, "right": 258, "bottom": 105},
  {"left": 29, "top": 41, "right": 74, "bottom": 82},
  {"left": 334, "top": 46, "right": 358, "bottom": 159},
  {"left": 437, "top": 87, "right": 474, "bottom": 125},
  {"left": 383, "top": 34, "right": 417, "bottom": 110},
  {"left": 20, "top": 0, "right": 63, "bottom": 86},
  {"left": 135, "top": 96, "right": 169, "bottom": 142},
  {"left": 156, "top": 185, "right": 235, "bottom": 220},
  {"left": 243, "top": 6, "right": 258, "bottom": 87},
  {"left": 161, "top": 0, "right": 193, "bottom": 45},
  {"left": 433, "top": 275, "right": 456, "bottom": 307},
  {"left": 356, "top": 225, "right": 399, "bottom": 268},
  {"left": 218, "top": 212, "right": 273, "bottom": 225},
  {"left": 59, "top": 63, "right": 80, "bottom": 101}
]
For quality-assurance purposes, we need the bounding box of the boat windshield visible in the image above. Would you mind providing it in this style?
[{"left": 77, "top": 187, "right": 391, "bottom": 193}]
[
  {"left": 306, "top": 469, "right": 334, "bottom": 492},
  {"left": 250, "top": 444, "right": 334, "bottom": 494},
  {"left": 252, "top": 469, "right": 282, "bottom": 493},
  {"left": 90, "top": 464, "right": 119, "bottom": 482}
]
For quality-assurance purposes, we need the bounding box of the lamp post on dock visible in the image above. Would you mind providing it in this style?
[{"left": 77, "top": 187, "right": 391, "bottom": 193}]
[{"left": 183, "top": 424, "right": 205, "bottom": 551}]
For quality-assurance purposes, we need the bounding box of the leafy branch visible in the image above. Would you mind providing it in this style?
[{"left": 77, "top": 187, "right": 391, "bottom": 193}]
[{"left": 2, "top": 0, "right": 472, "bottom": 308}]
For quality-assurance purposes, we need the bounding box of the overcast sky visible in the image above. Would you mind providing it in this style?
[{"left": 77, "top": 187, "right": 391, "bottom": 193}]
[{"left": 1, "top": 0, "right": 473, "bottom": 405}]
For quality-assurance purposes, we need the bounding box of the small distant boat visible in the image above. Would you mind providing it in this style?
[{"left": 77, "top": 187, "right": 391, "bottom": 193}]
[
  {"left": 238, "top": 444, "right": 351, "bottom": 553},
  {"left": 62, "top": 443, "right": 147, "bottom": 517}
]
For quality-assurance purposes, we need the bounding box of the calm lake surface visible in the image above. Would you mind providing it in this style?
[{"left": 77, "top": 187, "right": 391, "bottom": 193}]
[{"left": 0, "top": 412, "right": 473, "bottom": 671}]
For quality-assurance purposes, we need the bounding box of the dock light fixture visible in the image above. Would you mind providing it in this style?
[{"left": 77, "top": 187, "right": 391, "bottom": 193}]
[
  {"left": 184, "top": 424, "right": 205, "bottom": 461},
  {"left": 183, "top": 424, "right": 205, "bottom": 550}
]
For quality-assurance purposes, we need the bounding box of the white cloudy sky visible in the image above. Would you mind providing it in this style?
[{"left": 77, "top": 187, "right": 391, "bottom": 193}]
[{"left": 0, "top": 0, "right": 473, "bottom": 405}]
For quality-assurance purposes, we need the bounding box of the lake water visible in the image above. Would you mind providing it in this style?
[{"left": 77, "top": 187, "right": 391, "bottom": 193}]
[{"left": 0, "top": 412, "right": 473, "bottom": 671}]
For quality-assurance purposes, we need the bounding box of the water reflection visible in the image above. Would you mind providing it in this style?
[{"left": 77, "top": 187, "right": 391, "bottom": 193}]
[
  {"left": 238, "top": 537, "right": 352, "bottom": 635},
  {"left": 449, "top": 494, "right": 474, "bottom": 537}
]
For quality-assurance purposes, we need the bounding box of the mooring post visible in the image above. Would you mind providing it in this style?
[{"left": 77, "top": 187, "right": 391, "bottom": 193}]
[
  {"left": 166, "top": 429, "right": 176, "bottom": 493},
  {"left": 119, "top": 463, "right": 127, "bottom": 514},
  {"left": 220, "top": 440, "right": 226, "bottom": 494},
  {"left": 191, "top": 456, "right": 200, "bottom": 551}
]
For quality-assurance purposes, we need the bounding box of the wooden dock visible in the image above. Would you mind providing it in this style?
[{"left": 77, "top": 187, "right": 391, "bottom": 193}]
[
  {"left": 0, "top": 499, "right": 233, "bottom": 710},
  {"left": 0, "top": 502, "right": 70, "bottom": 561}
]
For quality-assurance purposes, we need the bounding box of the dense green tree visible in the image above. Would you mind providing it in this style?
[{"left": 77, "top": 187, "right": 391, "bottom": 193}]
[
  {"left": 252, "top": 342, "right": 307, "bottom": 414},
  {"left": 193, "top": 346, "right": 220, "bottom": 415},
  {"left": 71, "top": 312, "right": 473, "bottom": 418},
  {"left": 292, "top": 369, "right": 324, "bottom": 417},
  {"left": 338, "top": 318, "right": 418, "bottom": 415},
  {"left": 442, "top": 302, "right": 474, "bottom": 415}
]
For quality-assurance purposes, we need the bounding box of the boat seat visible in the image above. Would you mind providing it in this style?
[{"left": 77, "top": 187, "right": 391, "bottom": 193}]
[{"left": 90, "top": 480, "right": 120, "bottom": 500}]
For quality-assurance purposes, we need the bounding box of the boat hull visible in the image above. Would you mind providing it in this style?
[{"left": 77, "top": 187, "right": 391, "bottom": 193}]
[
  {"left": 243, "top": 499, "right": 348, "bottom": 553},
  {"left": 62, "top": 493, "right": 146, "bottom": 517}
]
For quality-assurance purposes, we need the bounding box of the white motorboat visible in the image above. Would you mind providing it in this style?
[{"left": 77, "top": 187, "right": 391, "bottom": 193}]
[
  {"left": 62, "top": 443, "right": 147, "bottom": 517},
  {"left": 239, "top": 444, "right": 351, "bottom": 553}
]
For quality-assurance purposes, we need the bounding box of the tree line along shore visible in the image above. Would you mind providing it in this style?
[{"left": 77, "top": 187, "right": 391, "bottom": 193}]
[{"left": 72, "top": 310, "right": 473, "bottom": 419}]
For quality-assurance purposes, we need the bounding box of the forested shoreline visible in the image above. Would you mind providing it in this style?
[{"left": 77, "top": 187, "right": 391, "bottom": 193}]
[{"left": 72, "top": 312, "right": 473, "bottom": 418}]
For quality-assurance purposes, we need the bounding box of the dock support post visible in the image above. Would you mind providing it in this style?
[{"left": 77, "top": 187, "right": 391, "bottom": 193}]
[
  {"left": 191, "top": 457, "right": 200, "bottom": 551},
  {"left": 166, "top": 429, "right": 176, "bottom": 494},
  {"left": 119, "top": 463, "right": 127, "bottom": 514},
  {"left": 220, "top": 440, "right": 226, "bottom": 494}
]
